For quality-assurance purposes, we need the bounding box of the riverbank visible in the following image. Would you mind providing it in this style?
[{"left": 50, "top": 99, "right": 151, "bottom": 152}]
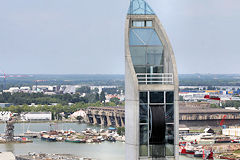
[
  {"left": 0, "top": 120, "right": 79, "bottom": 124},
  {"left": 16, "top": 153, "right": 95, "bottom": 160}
]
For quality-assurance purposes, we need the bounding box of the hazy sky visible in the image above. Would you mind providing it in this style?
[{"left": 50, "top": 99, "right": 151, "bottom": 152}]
[{"left": 0, "top": 0, "right": 240, "bottom": 74}]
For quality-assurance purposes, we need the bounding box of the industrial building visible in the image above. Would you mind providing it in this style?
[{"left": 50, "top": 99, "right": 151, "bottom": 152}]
[{"left": 21, "top": 112, "right": 52, "bottom": 121}]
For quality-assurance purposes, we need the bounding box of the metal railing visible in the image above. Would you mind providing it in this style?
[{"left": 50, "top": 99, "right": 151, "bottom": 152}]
[{"left": 136, "top": 73, "right": 173, "bottom": 84}]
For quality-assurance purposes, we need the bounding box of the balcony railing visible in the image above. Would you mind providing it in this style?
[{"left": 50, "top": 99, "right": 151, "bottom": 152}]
[{"left": 136, "top": 73, "right": 173, "bottom": 84}]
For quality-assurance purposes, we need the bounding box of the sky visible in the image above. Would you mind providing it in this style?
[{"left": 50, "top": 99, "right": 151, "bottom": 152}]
[{"left": 0, "top": 0, "right": 240, "bottom": 75}]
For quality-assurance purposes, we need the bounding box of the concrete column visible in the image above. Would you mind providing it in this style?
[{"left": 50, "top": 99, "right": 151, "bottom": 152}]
[
  {"left": 93, "top": 115, "right": 97, "bottom": 125},
  {"left": 120, "top": 116, "right": 125, "bottom": 127},
  {"left": 106, "top": 113, "right": 112, "bottom": 126}
]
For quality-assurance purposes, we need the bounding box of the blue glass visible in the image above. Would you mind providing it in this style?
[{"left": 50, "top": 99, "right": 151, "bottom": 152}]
[
  {"left": 130, "top": 46, "right": 146, "bottom": 65},
  {"left": 128, "top": 0, "right": 155, "bottom": 15},
  {"left": 132, "top": 20, "right": 145, "bottom": 27},
  {"left": 129, "top": 28, "right": 162, "bottom": 46}
]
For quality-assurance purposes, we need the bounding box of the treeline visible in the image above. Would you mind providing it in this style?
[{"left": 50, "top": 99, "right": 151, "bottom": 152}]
[
  {"left": 0, "top": 74, "right": 124, "bottom": 91},
  {"left": 0, "top": 102, "right": 121, "bottom": 120},
  {"left": 222, "top": 100, "right": 240, "bottom": 108},
  {"left": 0, "top": 92, "right": 86, "bottom": 105},
  {"left": 0, "top": 92, "right": 123, "bottom": 106}
]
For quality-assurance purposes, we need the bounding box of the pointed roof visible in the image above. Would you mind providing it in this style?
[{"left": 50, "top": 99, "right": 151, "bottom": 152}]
[{"left": 128, "top": 0, "right": 155, "bottom": 15}]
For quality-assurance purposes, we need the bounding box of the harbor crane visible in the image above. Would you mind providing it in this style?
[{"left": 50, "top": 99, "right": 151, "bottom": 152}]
[
  {"left": 0, "top": 70, "right": 30, "bottom": 90},
  {"left": 34, "top": 80, "right": 47, "bottom": 91}
]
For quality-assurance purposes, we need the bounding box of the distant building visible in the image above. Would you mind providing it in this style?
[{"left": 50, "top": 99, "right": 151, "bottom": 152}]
[
  {"left": 44, "top": 92, "right": 56, "bottom": 95},
  {"left": 90, "top": 86, "right": 117, "bottom": 94},
  {"left": 21, "top": 112, "right": 52, "bottom": 121},
  {"left": 0, "top": 103, "right": 14, "bottom": 108},
  {"left": 0, "top": 111, "right": 12, "bottom": 121},
  {"left": 204, "top": 128, "right": 215, "bottom": 134},
  {"left": 3, "top": 87, "right": 20, "bottom": 93},
  {"left": 20, "top": 86, "right": 31, "bottom": 93},
  {"left": 223, "top": 127, "right": 240, "bottom": 137}
]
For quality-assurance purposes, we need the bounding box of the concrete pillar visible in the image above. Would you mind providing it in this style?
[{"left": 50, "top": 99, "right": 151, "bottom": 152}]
[
  {"left": 106, "top": 113, "right": 112, "bottom": 126},
  {"left": 93, "top": 115, "right": 97, "bottom": 125},
  {"left": 120, "top": 116, "right": 125, "bottom": 127}
]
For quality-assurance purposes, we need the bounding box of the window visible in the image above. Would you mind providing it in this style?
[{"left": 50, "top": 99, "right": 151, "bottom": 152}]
[
  {"left": 166, "top": 92, "right": 174, "bottom": 103},
  {"left": 166, "top": 105, "right": 174, "bottom": 123},
  {"left": 139, "top": 91, "right": 175, "bottom": 158},
  {"left": 150, "top": 92, "right": 164, "bottom": 103},
  {"left": 146, "top": 20, "right": 153, "bottom": 27},
  {"left": 132, "top": 20, "right": 145, "bottom": 27},
  {"left": 140, "top": 104, "right": 148, "bottom": 123},
  {"left": 140, "top": 92, "right": 148, "bottom": 103},
  {"left": 132, "top": 20, "right": 153, "bottom": 27}
]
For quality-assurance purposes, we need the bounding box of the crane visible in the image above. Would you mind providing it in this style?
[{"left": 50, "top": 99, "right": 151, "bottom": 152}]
[
  {"left": 34, "top": 80, "right": 47, "bottom": 91},
  {"left": 220, "top": 115, "right": 227, "bottom": 129},
  {"left": 0, "top": 70, "right": 30, "bottom": 90}
]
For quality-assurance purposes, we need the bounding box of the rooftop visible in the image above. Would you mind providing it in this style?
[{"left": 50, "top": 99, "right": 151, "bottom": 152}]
[{"left": 128, "top": 0, "right": 155, "bottom": 15}]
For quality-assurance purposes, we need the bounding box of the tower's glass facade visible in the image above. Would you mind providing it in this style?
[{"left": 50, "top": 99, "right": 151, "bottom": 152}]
[
  {"left": 139, "top": 91, "right": 174, "bottom": 157},
  {"left": 125, "top": 0, "right": 178, "bottom": 159}
]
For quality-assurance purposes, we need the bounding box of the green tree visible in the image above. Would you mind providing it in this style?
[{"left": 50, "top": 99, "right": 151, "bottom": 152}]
[
  {"left": 95, "top": 93, "right": 100, "bottom": 102},
  {"left": 100, "top": 91, "right": 106, "bottom": 104},
  {"left": 110, "top": 97, "right": 120, "bottom": 105},
  {"left": 76, "top": 86, "right": 91, "bottom": 94},
  {"left": 117, "top": 127, "right": 125, "bottom": 136}
]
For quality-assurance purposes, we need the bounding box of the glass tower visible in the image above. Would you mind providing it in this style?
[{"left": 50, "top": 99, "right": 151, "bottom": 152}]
[{"left": 125, "top": 0, "right": 179, "bottom": 159}]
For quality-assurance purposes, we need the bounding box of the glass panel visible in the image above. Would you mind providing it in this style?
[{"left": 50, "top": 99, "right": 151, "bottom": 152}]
[
  {"left": 130, "top": 47, "right": 146, "bottom": 65},
  {"left": 166, "top": 91, "right": 174, "bottom": 103},
  {"left": 140, "top": 92, "right": 148, "bottom": 103},
  {"left": 140, "top": 145, "right": 148, "bottom": 156},
  {"left": 140, "top": 125, "right": 148, "bottom": 156},
  {"left": 147, "top": 53, "right": 161, "bottom": 66},
  {"left": 166, "top": 144, "right": 174, "bottom": 156},
  {"left": 150, "top": 92, "right": 164, "bottom": 103},
  {"left": 129, "top": 28, "right": 162, "bottom": 46},
  {"left": 140, "top": 104, "right": 148, "bottom": 123},
  {"left": 147, "top": 66, "right": 163, "bottom": 74},
  {"left": 165, "top": 124, "right": 174, "bottom": 156},
  {"left": 146, "top": 46, "right": 163, "bottom": 66},
  {"left": 129, "top": 30, "right": 145, "bottom": 45},
  {"left": 150, "top": 144, "right": 165, "bottom": 157},
  {"left": 134, "top": 66, "right": 146, "bottom": 73},
  {"left": 166, "top": 104, "right": 174, "bottom": 123},
  {"left": 132, "top": 20, "right": 145, "bottom": 27},
  {"left": 146, "top": 20, "right": 153, "bottom": 27},
  {"left": 128, "top": 0, "right": 155, "bottom": 15}
]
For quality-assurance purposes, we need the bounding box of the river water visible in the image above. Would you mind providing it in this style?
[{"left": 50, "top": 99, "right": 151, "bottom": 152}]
[{"left": 0, "top": 123, "right": 219, "bottom": 160}]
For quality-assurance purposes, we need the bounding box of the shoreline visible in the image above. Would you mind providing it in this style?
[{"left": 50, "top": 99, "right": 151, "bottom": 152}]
[{"left": 0, "top": 120, "right": 80, "bottom": 124}]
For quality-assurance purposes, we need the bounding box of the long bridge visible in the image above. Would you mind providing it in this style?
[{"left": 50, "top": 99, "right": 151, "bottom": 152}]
[
  {"left": 180, "top": 107, "right": 240, "bottom": 127},
  {"left": 85, "top": 106, "right": 125, "bottom": 127},
  {"left": 85, "top": 102, "right": 240, "bottom": 128}
]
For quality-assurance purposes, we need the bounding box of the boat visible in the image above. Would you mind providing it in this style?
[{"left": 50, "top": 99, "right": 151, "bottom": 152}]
[
  {"left": 23, "top": 130, "right": 40, "bottom": 138},
  {"left": 107, "top": 136, "right": 116, "bottom": 142},
  {"left": 215, "top": 136, "right": 231, "bottom": 143},
  {"left": 65, "top": 138, "right": 85, "bottom": 143},
  {"left": 231, "top": 139, "right": 240, "bottom": 143},
  {"left": 179, "top": 142, "right": 213, "bottom": 159},
  {"left": 179, "top": 142, "right": 194, "bottom": 155},
  {"left": 40, "top": 134, "right": 57, "bottom": 142}
]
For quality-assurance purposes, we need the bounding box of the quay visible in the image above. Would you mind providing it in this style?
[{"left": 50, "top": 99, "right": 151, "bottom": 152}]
[{"left": 16, "top": 153, "right": 94, "bottom": 160}]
